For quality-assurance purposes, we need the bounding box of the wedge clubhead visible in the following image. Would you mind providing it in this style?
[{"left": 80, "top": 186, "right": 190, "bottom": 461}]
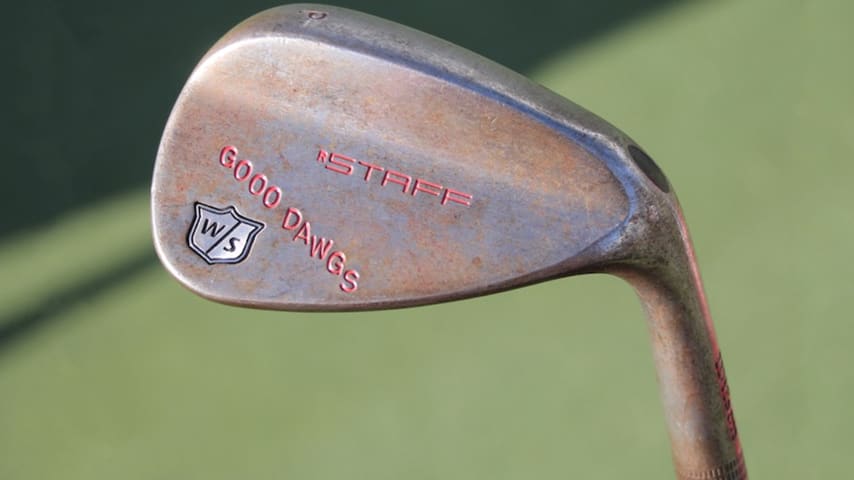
[{"left": 152, "top": 5, "right": 745, "bottom": 478}]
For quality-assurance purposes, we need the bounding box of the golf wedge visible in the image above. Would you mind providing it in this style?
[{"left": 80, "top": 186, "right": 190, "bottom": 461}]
[{"left": 151, "top": 5, "right": 746, "bottom": 478}]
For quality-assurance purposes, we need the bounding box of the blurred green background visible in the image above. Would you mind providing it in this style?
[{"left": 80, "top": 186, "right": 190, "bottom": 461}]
[{"left": 2, "top": 0, "right": 852, "bottom": 478}]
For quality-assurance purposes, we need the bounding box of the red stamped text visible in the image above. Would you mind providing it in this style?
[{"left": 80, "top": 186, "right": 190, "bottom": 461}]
[
  {"left": 316, "top": 149, "right": 473, "bottom": 207},
  {"left": 219, "top": 145, "right": 360, "bottom": 293}
]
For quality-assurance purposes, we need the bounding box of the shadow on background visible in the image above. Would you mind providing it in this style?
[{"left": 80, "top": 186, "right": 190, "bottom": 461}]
[
  {"left": 0, "top": 250, "right": 159, "bottom": 354},
  {"left": 5, "top": 0, "right": 677, "bottom": 238}
]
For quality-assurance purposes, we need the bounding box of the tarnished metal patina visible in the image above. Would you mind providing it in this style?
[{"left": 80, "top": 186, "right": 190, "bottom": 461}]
[{"left": 151, "top": 5, "right": 746, "bottom": 478}]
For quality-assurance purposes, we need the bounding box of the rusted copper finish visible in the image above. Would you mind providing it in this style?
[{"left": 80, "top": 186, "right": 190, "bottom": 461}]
[{"left": 151, "top": 5, "right": 745, "bottom": 478}]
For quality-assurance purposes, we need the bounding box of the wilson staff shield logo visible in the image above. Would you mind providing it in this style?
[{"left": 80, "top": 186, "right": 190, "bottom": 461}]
[{"left": 187, "top": 202, "right": 264, "bottom": 264}]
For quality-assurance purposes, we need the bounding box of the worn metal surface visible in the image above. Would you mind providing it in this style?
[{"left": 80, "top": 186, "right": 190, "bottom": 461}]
[{"left": 151, "top": 4, "right": 745, "bottom": 478}]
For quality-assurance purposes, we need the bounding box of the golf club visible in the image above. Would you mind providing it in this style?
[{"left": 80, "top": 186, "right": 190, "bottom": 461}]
[{"left": 151, "top": 4, "right": 746, "bottom": 478}]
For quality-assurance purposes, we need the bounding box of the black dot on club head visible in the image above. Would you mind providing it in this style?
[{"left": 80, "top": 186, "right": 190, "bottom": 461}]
[{"left": 628, "top": 145, "right": 670, "bottom": 193}]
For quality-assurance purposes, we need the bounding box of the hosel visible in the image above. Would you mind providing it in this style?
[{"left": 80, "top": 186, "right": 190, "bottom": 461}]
[{"left": 610, "top": 199, "right": 746, "bottom": 479}]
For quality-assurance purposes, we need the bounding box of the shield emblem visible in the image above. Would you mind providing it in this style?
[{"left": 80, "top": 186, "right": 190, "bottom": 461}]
[{"left": 187, "top": 202, "right": 264, "bottom": 264}]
